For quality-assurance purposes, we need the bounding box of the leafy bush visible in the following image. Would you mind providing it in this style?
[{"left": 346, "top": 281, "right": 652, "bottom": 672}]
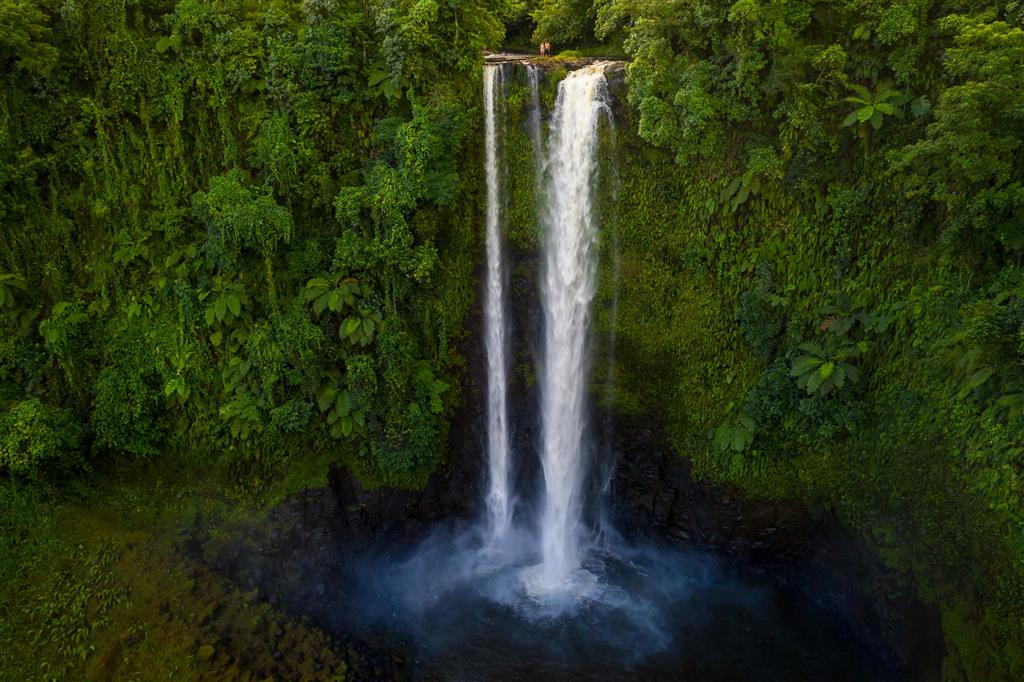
[
  {"left": 0, "top": 0, "right": 495, "bottom": 490},
  {"left": 0, "top": 400, "right": 83, "bottom": 477},
  {"left": 736, "top": 264, "right": 786, "bottom": 360},
  {"left": 92, "top": 366, "right": 163, "bottom": 458}
]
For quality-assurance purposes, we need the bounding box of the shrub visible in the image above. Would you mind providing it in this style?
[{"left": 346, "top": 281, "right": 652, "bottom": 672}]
[
  {"left": 92, "top": 366, "right": 163, "bottom": 458},
  {"left": 0, "top": 399, "right": 83, "bottom": 477},
  {"left": 736, "top": 264, "right": 785, "bottom": 360}
]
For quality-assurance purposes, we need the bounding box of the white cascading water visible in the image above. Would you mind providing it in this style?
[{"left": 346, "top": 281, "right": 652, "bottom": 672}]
[
  {"left": 532, "top": 63, "right": 613, "bottom": 590},
  {"left": 482, "top": 64, "right": 512, "bottom": 543}
]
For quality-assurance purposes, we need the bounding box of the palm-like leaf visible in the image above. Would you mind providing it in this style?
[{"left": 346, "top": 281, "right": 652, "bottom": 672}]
[{"left": 841, "top": 82, "right": 905, "bottom": 129}]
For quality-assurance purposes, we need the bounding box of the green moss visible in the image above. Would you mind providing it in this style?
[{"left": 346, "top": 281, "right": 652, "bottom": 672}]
[{"left": 0, "top": 473, "right": 358, "bottom": 681}]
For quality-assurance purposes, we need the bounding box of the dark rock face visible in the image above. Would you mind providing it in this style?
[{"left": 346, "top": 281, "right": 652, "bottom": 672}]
[
  {"left": 329, "top": 442, "right": 481, "bottom": 552},
  {"left": 608, "top": 417, "right": 943, "bottom": 681},
  {"left": 611, "top": 426, "right": 813, "bottom": 558}
]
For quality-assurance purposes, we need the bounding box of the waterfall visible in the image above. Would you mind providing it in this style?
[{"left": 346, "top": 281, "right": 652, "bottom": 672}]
[
  {"left": 533, "top": 63, "right": 613, "bottom": 588},
  {"left": 482, "top": 64, "right": 512, "bottom": 542}
]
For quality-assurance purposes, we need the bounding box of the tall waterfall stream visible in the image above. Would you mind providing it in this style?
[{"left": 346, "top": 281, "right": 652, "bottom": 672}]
[{"left": 526, "top": 63, "right": 614, "bottom": 593}]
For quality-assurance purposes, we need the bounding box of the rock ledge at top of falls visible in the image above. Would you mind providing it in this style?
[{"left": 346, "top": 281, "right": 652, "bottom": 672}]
[{"left": 484, "top": 52, "right": 627, "bottom": 71}]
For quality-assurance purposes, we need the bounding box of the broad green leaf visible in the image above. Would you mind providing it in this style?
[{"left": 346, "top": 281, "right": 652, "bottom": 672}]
[
  {"left": 713, "top": 426, "right": 731, "bottom": 451},
  {"left": 798, "top": 342, "right": 825, "bottom": 356},
  {"left": 736, "top": 184, "right": 750, "bottom": 205},
  {"left": 806, "top": 370, "right": 826, "bottom": 394},
  {"left": 317, "top": 387, "right": 337, "bottom": 412},
  {"left": 966, "top": 368, "right": 994, "bottom": 392},
  {"left": 343, "top": 318, "right": 361, "bottom": 338},
  {"left": 721, "top": 176, "right": 742, "bottom": 201},
  {"left": 336, "top": 390, "right": 353, "bottom": 416},
  {"left": 790, "top": 356, "right": 824, "bottom": 376},
  {"left": 164, "top": 379, "right": 179, "bottom": 397}
]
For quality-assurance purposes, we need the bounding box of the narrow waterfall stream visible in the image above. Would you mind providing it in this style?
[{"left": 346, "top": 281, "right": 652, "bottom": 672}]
[{"left": 482, "top": 63, "right": 512, "bottom": 542}]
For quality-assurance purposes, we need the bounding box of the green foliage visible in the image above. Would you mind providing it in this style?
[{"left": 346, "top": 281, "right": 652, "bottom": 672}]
[
  {"left": 532, "top": 0, "right": 595, "bottom": 44},
  {"left": 0, "top": 273, "right": 26, "bottom": 309},
  {"left": 375, "top": 0, "right": 510, "bottom": 92},
  {"left": 735, "top": 264, "right": 787, "bottom": 360},
  {"left": 93, "top": 365, "right": 164, "bottom": 459},
  {"left": 0, "top": 481, "right": 60, "bottom": 584},
  {"left": 0, "top": 0, "right": 59, "bottom": 74},
  {"left": 31, "top": 542, "right": 130, "bottom": 672},
  {"left": 0, "top": 0, "right": 501, "bottom": 489},
  {"left": 841, "top": 82, "right": 905, "bottom": 131},
  {"left": 788, "top": 296, "right": 896, "bottom": 398},
  {"left": 1, "top": 0, "right": 1022, "bottom": 678},
  {"left": 790, "top": 342, "right": 861, "bottom": 397},
  {"left": 0, "top": 399, "right": 83, "bottom": 477},
  {"left": 194, "top": 169, "right": 294, "bottom": 261},
  {"left": 713, "top": 416, "right": 755, "bottom": 453},
  {"left": 718, "top": 147, "right": 784, "bottom": 213},
  {"left": 894, "top": 15, "right": 1024, "bottom": 250}
]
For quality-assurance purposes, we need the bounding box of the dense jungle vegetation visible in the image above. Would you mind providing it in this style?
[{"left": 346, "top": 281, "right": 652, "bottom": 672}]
[{"left": 2, "top": 0, "right": 1023, "bottom": 680}]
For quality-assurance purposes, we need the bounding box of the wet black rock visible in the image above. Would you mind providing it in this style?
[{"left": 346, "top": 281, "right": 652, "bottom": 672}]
[{"left": 607, "top": 415, "right": 942, "bottom": 681}]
